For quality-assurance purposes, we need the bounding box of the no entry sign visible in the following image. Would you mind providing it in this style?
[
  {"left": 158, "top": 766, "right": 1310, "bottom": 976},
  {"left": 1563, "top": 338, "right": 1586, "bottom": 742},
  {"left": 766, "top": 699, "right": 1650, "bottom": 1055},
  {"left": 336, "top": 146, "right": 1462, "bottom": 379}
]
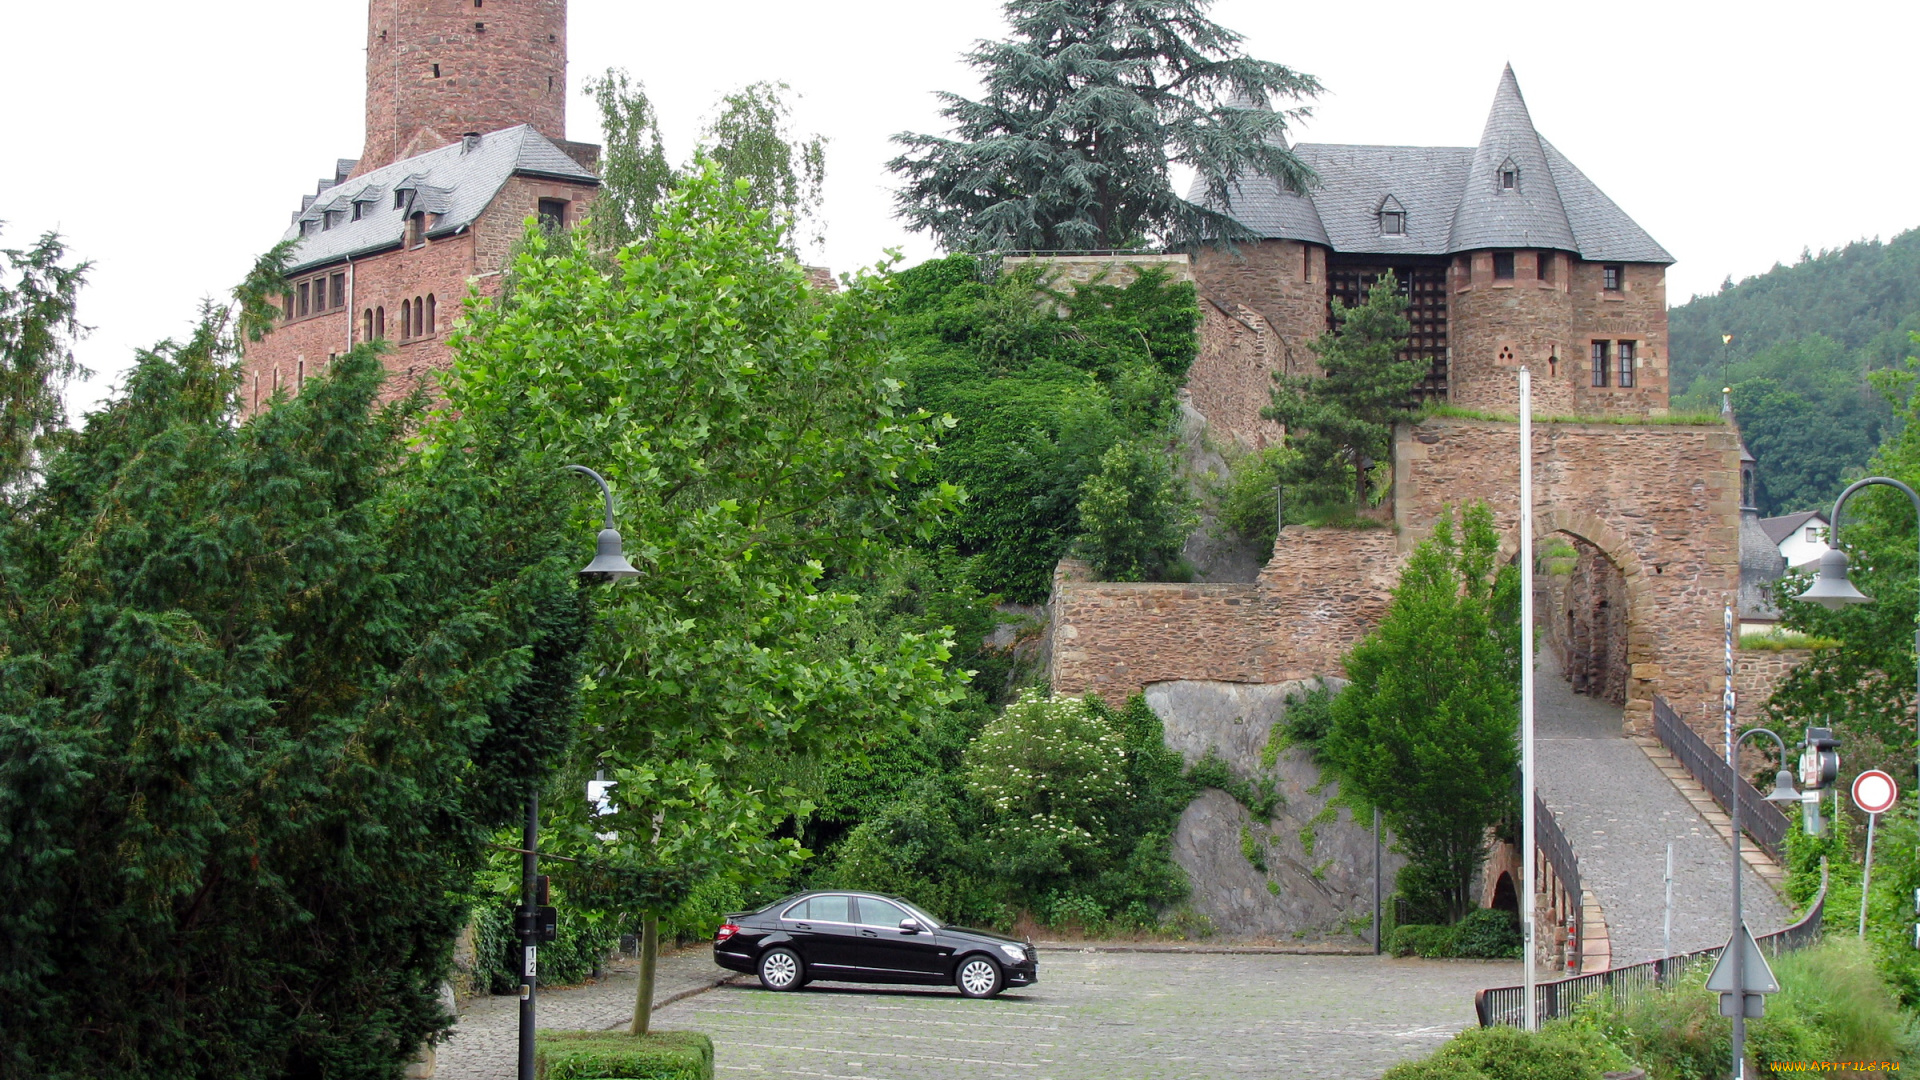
[{"left": 1853, "top": 770, "right": 1899, "bottom": 815}]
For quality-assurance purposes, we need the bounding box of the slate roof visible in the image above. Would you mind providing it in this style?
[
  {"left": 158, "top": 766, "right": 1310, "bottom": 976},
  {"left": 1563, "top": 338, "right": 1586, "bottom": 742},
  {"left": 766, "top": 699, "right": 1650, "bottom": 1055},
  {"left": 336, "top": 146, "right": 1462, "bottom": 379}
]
[
  {"left": 1759, "top": 510, "right": 1828, "bottom": 548},
  {"left": 279, "top": 125, "right": 598, "bottom": 274},
  {"left": 1192, "top": 66, "right": 1673, "bottom": 265}
]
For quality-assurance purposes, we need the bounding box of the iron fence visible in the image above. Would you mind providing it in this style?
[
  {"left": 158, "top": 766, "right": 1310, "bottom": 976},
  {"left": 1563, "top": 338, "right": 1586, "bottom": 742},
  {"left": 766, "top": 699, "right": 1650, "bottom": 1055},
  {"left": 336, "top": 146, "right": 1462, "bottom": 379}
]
[
  {"left": 1534, "top": 793, "right": 1583, "bottom": 968},
  {"left": 1475, "top": 868, "right": 1826, "bottom": 1028},
  {"left": 1652, "top": 696, "right": 1790, "bottom": 862}
]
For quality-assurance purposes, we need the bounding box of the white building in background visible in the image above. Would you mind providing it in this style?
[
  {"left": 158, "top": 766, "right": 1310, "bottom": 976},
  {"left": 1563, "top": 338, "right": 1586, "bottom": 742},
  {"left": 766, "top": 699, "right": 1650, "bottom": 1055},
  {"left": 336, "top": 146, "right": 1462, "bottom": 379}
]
[{"left": 1760, "top": 511, "right": 1831, "bottom": 570}]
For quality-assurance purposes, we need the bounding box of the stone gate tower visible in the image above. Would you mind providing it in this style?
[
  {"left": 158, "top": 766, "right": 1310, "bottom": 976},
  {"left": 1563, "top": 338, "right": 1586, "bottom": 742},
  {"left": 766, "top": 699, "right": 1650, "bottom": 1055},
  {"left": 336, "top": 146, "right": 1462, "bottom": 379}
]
[{"left": 357, "top": 0, "right": 569, "bottom": 176}]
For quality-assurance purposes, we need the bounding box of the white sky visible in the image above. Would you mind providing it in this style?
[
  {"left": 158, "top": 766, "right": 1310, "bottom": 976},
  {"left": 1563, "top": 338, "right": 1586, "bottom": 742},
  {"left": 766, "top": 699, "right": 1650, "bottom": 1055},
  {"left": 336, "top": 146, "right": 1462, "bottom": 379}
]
[{"left": 3, "top": 0, "right": 1914, "bottom": 414}]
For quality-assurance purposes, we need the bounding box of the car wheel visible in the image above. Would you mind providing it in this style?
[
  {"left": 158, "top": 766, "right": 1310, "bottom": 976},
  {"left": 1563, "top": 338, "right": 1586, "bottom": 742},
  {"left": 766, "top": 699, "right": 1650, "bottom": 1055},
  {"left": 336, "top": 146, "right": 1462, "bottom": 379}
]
[
  {"left": 955, "top": 955, "right": 1004, "bottom": 999},
  {"left": 758, "top": 948, "right": 804, "bottom": 992}
]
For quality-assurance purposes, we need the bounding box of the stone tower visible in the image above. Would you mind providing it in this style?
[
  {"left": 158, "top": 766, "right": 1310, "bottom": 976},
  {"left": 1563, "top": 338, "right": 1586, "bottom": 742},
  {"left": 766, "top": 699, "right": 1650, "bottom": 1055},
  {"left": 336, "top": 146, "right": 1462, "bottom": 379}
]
[{"left": 357, "top": 0, "right": 569, "bottom": 176}]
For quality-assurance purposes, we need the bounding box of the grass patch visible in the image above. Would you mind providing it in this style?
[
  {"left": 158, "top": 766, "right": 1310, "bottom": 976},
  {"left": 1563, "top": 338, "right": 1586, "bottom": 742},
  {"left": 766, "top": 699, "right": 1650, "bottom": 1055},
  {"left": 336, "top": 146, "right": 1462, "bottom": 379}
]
[
  {"left": 535, "top": 1029, "right": 715, "bottom": 1080},
  {"left": 1419, "top": 404, "right": 1724, "bottom": 426},
  {"left": 1741, "top": 629, "right": 1839, "bottom": 651}
]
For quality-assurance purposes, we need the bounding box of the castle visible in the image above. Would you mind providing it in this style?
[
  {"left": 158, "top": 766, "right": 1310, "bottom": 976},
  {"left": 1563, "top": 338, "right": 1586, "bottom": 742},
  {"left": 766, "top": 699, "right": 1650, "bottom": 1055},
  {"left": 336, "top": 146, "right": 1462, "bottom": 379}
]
[{"left": 243, "top": 0, "right": 600, "bottom": 410}]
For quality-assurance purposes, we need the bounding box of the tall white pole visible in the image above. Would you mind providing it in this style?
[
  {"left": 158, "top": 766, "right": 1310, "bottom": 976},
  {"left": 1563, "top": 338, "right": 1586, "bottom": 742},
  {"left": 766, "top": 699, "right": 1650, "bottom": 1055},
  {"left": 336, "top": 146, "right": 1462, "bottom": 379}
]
[
  {"left": 1520, "top": 367, "right": 1537, "bottom": 1030},
  {"left": 1724, "top": 603, "right": 1736, "bottom": 766}
]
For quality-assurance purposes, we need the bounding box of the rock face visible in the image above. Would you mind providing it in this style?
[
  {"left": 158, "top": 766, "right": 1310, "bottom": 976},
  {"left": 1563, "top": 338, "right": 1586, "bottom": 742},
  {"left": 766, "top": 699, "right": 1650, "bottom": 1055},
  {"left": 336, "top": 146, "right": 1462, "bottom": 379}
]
[{"left": 1145, "top": 680, "right": 1401, "bottom": 943}]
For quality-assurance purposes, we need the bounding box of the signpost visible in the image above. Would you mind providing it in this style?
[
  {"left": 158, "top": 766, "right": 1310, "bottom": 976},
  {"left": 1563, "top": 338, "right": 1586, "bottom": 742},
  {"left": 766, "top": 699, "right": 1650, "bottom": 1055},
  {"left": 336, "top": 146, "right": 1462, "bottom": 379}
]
[
  {"left": 1853, "top": 769, "right": 1899, "bottom": 938},
  {"left": 1706, "top": 921, "right": 1780, "bottom": 1023}
]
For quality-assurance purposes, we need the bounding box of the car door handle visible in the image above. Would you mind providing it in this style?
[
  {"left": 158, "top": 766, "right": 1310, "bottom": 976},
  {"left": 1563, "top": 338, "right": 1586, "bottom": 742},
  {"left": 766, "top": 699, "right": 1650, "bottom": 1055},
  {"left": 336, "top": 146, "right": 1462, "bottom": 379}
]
[
  {"left": 795, "top": 923, "right": 813, "bottom": 930},
  {"left": 860, "top": 930, "right": 878, "bottom": 938}
]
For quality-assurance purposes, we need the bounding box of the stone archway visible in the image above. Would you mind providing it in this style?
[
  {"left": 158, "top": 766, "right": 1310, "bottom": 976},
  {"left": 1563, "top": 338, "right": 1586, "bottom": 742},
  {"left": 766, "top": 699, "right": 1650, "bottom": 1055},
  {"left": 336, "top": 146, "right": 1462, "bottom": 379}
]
[{"left": 1495, "top": 508, "right": 1649, "bottom": 723}]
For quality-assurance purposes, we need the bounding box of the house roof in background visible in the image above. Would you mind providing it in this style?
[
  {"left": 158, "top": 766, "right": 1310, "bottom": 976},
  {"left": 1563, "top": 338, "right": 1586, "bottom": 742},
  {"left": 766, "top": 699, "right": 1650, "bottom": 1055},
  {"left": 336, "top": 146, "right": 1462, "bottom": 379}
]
[
  {"left": 1758, "top": 510, "right": 1828, "bottom": 547},
  {"left": 278, "top": 125, "right": 598, "bottom": 274},
  {"left": 1191, "top": 66, "right": 1674, "bottom": 265}
]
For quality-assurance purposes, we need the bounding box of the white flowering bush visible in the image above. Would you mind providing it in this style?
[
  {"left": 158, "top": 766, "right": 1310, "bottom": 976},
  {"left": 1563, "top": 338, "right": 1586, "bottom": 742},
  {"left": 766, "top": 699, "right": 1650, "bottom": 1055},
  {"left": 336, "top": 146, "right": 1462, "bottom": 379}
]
[{"left": 964, "top": 689, "right": 1132, "bottom": 873}]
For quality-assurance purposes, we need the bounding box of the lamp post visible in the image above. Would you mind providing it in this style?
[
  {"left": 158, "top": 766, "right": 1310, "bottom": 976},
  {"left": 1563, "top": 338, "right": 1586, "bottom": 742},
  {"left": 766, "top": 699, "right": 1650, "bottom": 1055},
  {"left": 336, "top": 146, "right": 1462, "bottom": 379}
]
[
  {"left": 1793, "top": 478, "right": 1920, "bottom": 809},
  {"left": 1727, "top": 727, "right": 1803, "bottom": 1077},
  {"left": 517, "top": 465, "right": 640, "bottom": 1080}
]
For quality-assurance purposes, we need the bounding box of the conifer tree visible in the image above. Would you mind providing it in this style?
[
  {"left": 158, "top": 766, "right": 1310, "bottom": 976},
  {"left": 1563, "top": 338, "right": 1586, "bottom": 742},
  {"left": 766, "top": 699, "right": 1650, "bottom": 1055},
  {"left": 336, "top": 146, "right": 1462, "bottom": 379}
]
[
  {"left": 889, "top": 0, "right": 1320, "bottom": 252},
  {"left": 1264, "top": 272, "right": 1421, "bottom": 509},
  {"left": 0, "top": 226, "right": 88, "bottom": 505}
]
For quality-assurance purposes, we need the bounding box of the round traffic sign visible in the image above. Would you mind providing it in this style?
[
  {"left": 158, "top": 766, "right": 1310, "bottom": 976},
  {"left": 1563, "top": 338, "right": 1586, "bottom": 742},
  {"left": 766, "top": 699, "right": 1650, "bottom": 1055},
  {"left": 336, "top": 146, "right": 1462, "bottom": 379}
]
[{"left": 1852, "top": 769, "right": 1899, "bottom": 815}]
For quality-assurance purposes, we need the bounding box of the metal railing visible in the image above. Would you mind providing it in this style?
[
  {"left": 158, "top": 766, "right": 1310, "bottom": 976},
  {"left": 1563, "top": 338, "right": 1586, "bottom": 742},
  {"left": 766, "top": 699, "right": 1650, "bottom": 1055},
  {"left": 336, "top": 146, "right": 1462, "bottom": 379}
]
[
  {"left": 1475, "top": 866, "right": 1826, "bottom": 1028},
  {"left": 1534, "top": 793, "right": 1583, "bottom": 969},
  {"left": 1652, "top": 696, "right": 1790, "bottom": 862}
]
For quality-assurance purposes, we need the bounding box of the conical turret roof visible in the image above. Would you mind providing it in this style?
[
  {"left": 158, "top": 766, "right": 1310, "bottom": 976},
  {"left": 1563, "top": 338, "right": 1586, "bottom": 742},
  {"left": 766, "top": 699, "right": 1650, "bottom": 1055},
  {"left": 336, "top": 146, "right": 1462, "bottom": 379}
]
[{"left": 1447, "top": 65, "right": 1578, "bottom": 252}]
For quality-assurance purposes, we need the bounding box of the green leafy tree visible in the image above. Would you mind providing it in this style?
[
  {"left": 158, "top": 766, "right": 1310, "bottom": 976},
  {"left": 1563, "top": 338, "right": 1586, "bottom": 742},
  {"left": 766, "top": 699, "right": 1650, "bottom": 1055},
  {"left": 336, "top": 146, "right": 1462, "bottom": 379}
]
[
  {"left": 889, "top": 0, "right": 1320, "bottom": 251},
  {"left": 0, "top": 293, "right": 587, "bottom": 1078},
  {"left": 1322, "top": 503, "right": 1521, "bottom": 922},
  {"left": 1075, "top": 437, "right": 1196, "bottom": 581},
  {"left": 1765, "top": 336, "right": 1920, "bottom": 753},
  {"left": 0, "top": 226, "right": 88, "bottom": 504},
  {"left": 441, "top": 165, "right": 967, "bottom": 1030},
  {"left": 1264, "top": 272, "right": 1420, "bottom": 509},
  {"left": 1216, "top": 445, "right": 1296, "bottom": 551},
  {"left": 581, "top": 74, "right": 824, "bottom": 254},
  {"left": 1732, "top": 374, "right": 1877, "bottom": 516},
  {"left": 700, "top": 81, "right": 827, "bottom": 254},
  {"left": 891, "top": 254, "right": 1200, "bottom": 599},
  {"left": 583, "top": 70, "right": 677, "bottom": 252}
]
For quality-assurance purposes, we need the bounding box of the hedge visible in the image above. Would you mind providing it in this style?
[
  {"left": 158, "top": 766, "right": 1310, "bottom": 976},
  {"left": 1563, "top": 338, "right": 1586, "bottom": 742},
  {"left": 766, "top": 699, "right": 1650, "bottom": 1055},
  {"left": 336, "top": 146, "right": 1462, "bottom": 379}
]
[{"left": 535, "top": 1030, "right": 714, "bottom": 1080}]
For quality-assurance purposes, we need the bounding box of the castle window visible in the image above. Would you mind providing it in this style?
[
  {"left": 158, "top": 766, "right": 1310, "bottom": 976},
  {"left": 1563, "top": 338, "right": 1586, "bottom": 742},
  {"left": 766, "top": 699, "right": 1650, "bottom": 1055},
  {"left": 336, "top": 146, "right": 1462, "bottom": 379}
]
[
  {"left": 1493, "top": 252, "right": 1515, "bottom": 280},
  {"left": 1380, "top": 211, "right": 1405, "bottom": 235},
  {"left": 375, "top": 306, "right": 385, "bottom": 339},
  {"left": 426, "top": 295, "right": 437, "bottom": 334},
  {"left": 1591, "top": 341, "right": 1611, "bottom": 387},
  {"left": 414, "top": 297, "right": 425, "bottom": 338},
  {"left": 475, "top": 21, "right": 485, "bottom": 32},
  {"left": 1617, "top": 340, "right": 1636, "bottom": 388},
  {"left": 364, "top": 309, "right": 374, "bottom": 341},
  {"left": 538, "top": 198, "right": 570, "bottom": 232},
  {"left": 401, "top": 300, "right": 412, "bottom": 340},
  {"left": 1498, "top": 157, "right": 1520, "bottom": 193},
  {"left": 351, "top": 201, "right": 364, "bottom": 222},
  {"left": 331, "top": 274, "right": 346, "bottom": 309},
  {"left": 394, "top": 190, "right": 408, "bottom": 210},
  {"left": 432, "top": 64, "right": 441, "bottom": 79},
  {"left": 297, "top": 281, "right": 310, "bottom": 318},
  {"left": 283, "top": 292, "right": 296, "bottom": 321},
  {"left": 1603, "top": 265, "right": 1623, "bottom": 291},
  {"left": 407, "top": 213, "right": 426, "bottom": 249},
  {"left": 1537, "top": 251, "right": 1554, "bottom": 284}
]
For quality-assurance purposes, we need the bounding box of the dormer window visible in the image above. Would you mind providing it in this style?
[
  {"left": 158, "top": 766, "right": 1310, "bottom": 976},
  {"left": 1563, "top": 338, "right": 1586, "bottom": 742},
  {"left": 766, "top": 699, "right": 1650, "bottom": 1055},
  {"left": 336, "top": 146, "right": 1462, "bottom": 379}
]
[
  {"left": 1377, "top": 195, "right": 1406, "bottom": 236},
  {"left": 351, "top": 202, "right": 364, "bottom": 222},
  {"left": 394, "top": 190, "right": 408, "bottom": 210},
  {"left": 1498, "top": 157, "right": 1519, "bottom": 193},
  {"left": 406, "top": 212, "right": 427, "bottom": 249}
]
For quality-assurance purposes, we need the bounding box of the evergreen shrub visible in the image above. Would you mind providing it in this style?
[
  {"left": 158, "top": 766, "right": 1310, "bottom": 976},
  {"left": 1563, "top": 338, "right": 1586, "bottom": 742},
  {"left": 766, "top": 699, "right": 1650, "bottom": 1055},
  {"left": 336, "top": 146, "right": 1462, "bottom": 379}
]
[
  {"left": 1388, "top": 924, "right": 1458, "bottom": 959},
  {"left": 1451, "top": 908, "right": 1524, "bottom": 959},
  {"left": 535, "top": 1030, "right": 714, "bottom": 1080},
  {"left": 1380, "top": 1023, "right": 1630, "bottom": 1080}
]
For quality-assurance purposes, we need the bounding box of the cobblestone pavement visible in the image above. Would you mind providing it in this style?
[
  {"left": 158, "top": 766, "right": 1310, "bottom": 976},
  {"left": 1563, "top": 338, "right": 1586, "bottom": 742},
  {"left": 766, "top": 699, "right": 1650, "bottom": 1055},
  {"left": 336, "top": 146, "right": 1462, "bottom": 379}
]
[
  {"left": 437, "top": 948, "right": 1495, "bottom": 1080},
  {"left": 1534, "top": 652, "right": 1791, "bottom": 964},
  {"left": 654, "top": 950, "right": 1496, "bottom": 1080},
  {"left": 435, "top": 947, "right": 736, "bottom": 1080}
]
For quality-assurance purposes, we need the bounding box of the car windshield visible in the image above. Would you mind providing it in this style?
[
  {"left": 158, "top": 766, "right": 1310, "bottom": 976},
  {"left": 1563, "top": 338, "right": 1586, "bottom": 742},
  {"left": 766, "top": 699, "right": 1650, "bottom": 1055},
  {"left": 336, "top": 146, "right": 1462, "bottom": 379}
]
[{"left": 892, "top": 898, "right": 942, "bottom": 929}]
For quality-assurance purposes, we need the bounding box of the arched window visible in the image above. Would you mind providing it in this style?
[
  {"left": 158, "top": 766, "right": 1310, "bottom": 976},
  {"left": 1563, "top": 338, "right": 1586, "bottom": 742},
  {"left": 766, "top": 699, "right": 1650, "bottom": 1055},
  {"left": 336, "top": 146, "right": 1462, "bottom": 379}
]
[
  {"left": 425, "top": 294, "right": 436, "bottom": 335},
  {"left": 1498, "top": 157, "right": 1519, "bottom": 193},
  {"left": 363, "top": 309, "right": 373, "bottom": 342},
  {"left": 375, "top": 306, "right": 385, "bottom": 340},
  {"left": 413, "top": 297, "right": 425, "bottom": 338},
  {"left": 401, "top": 300, "right": 411, "bottom": 340}
]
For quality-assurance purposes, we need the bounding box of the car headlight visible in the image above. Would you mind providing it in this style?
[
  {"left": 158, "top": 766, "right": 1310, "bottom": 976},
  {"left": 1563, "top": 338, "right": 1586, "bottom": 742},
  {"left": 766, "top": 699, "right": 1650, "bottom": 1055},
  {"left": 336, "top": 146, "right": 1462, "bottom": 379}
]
[{"left": 999, "top": 943, "right": 1026, "bottom": 962}]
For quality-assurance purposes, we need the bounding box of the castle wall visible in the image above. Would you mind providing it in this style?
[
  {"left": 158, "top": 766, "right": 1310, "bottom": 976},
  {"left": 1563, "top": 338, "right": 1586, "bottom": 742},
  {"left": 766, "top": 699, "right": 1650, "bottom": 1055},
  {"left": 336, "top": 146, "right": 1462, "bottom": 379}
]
[
  {"left": 1396, "top": 417, "right": 1743, "bottom": 734},
  {"left": 1188, "top": 302, "right": 1284, "bottom": 452},
  {"left": 1190, "top": 240, "right": 1326, "bottom": 374},
  {"left": 359, "top": 0, "right": 568, "bottom": 175},
  {"left": 1447, "top": 250, "right": 1576, "bottom": 415},
  {"left": 1568, "top": 260, "right": 1669, "bottom": 415},
  {"left": 1047, "top": 529, "right": 1399, "bottom": 700},
  {"left": 245, "top": 231, "right": 483, "bottom": 412},
  {"left": 998, "top": 253, "right": 1193, "bottom": 290}
]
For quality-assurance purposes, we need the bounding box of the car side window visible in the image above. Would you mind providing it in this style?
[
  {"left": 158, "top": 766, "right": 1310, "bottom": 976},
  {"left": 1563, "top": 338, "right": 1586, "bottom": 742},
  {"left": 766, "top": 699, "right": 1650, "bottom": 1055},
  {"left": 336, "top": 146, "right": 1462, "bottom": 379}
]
[
  {"left": 806, "top": 894, "right": 851, "bottom": 923},
  {"left": 781, "top": 898, "right": 809, "bottom": 920},
  {"left": 855, "top": 897, "right": 909, "bottom": 928}
]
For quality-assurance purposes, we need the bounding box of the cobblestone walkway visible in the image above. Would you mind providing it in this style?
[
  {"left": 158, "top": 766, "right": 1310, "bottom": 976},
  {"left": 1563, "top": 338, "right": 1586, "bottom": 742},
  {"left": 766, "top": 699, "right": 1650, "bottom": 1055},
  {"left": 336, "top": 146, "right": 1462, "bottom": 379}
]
[
  {"left": 1535, "top": 652, "right": 1791, "bottom": 964},
  {"left": 434, "top": 947, "right": 737, "bottom": 1080},
  {"left": 656, "top": 950, "right": 1494, "bottom": 1079},
  {"left": 436, "top": 948, "right": 1494, "bottom": 1080}
]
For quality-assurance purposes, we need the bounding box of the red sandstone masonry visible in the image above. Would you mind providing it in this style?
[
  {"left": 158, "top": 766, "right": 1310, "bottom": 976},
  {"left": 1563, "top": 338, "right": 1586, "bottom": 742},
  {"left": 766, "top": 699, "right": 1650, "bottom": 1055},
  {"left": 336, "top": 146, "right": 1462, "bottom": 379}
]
[
  {"left": 1048, "top": 530, "right": 1399, "bottom": 700},
  {"left": 1190, "top": 240, "right": 1326, "bottom": 375},
  {"left": 1189, "top": 302, "right": 1283, "bottom": 452},
  {"left": 1396, "top": 418, "right": 1743, "bottom": 736},
  {"left": 358, "top": 0, "right": 568, "bottom": 176}
]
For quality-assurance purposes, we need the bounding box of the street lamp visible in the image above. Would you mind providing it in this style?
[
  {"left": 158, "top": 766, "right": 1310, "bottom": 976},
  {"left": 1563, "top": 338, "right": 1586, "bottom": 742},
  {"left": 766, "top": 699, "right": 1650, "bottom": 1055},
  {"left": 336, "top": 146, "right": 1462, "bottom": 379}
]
[
  {"left": 517, "top": 465, "right": 640, "bottom": 1080},
  {"left": 1727, "top": 727, "right": 1802, "bottom": 1077},
  {"left": 1792, "top": 477, "right": 1920, "bottom": 801}
]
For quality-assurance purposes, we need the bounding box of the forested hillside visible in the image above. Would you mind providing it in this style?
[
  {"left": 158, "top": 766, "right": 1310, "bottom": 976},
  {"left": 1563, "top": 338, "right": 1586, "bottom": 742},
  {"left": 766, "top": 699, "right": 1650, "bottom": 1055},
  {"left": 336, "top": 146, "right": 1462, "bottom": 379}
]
[{"left": 1669, "top": 228, "right": 1920, "bottom": 515}]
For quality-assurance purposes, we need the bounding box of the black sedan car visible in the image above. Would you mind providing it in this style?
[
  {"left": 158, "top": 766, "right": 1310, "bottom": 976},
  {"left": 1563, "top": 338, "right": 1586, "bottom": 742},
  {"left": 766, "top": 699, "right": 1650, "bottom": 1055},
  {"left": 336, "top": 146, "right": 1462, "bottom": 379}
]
[{"left": 713, "top": 890, "right": 1037, "bottom": 998}]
